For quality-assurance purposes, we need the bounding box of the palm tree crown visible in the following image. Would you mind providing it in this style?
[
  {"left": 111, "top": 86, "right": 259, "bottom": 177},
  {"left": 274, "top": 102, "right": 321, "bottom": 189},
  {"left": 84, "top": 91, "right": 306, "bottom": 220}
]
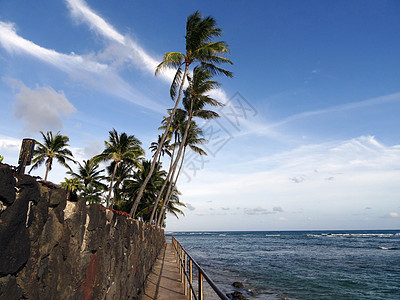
[
  {"left": 94, "top": 128, "right": 144, "bottom": 207},
  {"left": 68, "top": 159, "right": 105, "bottom": 189},
  {"left": 131, "top": 11, "right": 232, "bottom": 218},
  {"left": 29, "top": 131, "right": 75, "bottom": 181}
]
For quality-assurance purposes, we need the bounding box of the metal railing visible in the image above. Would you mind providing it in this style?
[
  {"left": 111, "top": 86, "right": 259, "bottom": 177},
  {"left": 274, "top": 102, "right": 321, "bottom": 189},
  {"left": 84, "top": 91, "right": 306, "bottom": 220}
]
[{"left": 171, "top": 236, "right": 229, "bottom": 300}]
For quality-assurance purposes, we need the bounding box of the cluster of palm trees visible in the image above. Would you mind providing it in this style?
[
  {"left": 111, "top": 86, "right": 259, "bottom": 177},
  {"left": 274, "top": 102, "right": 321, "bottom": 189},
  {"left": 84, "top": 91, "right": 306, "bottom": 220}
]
[
  {"left": 29, "top": 129, "right": 185, "bottom": 225},
  {"left": 28, "top": 11, "right": 232, "bottom": 227}
]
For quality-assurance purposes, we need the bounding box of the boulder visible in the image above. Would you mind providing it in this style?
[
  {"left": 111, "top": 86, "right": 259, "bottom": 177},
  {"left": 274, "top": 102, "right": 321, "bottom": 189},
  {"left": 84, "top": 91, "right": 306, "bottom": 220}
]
[
  {"left": 226, "top": 291, "right": 248, "bottom": 300},
  {"left": 232, "top": 281, "right": 244, "bottom": 289},
  {"left": 0, "top": 164, "right": 16, "bottom": 206}
]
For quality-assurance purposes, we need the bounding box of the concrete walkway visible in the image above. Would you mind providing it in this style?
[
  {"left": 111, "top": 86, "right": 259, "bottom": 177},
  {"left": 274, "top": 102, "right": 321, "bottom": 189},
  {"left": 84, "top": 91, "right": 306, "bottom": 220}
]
[{"left": 143, "top": 242, "right": 188, "bottom": 300}]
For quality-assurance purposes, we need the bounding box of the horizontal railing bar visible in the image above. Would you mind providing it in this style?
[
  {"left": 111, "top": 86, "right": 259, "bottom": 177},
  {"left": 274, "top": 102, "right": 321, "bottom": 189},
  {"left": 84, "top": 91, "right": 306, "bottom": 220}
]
[{"left": 172, "top": 236, "right": 229, "bottom": 300}]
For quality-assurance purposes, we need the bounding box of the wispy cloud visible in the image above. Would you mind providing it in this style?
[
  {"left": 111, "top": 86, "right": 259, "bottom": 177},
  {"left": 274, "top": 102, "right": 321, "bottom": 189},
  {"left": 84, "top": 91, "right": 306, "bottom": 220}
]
[
  {"left": 0, "top": 22, "right": 106, "bottom": 73},
  {"left": 0, "top": 21, "right": 164, "bottom": 112},
  {"left": 244, "top": 206, "right": 275, "bottom": 215},
  {"left": 65, "top": 0, "right": 125, "bottom": 44},
  {"left": 270, "top": 92, "right": 400, "bottom": 129},
  {"left": 180, "top": 136, "right": 400, "bottom": 217},
  {"left": 65, "top": 0, "right": 175, "bottom": 81},
  {"left": 232, "top": 92, "right": 400, "bottom": 142}
]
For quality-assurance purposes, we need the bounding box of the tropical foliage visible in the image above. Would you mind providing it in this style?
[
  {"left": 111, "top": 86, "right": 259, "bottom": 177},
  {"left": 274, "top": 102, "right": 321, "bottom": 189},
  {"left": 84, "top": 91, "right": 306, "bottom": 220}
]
[
  {"left": 29, "top": 131, "right": 76, "bottom": 181},
  {"left": 130, "top": 10, "right": 232, "bottom": 218},
  {"left": 26, "top": 11, "right": 231, "bottom": 228},
  {"left": 93, "top": 129, "right": 144, "bottom": 208}
]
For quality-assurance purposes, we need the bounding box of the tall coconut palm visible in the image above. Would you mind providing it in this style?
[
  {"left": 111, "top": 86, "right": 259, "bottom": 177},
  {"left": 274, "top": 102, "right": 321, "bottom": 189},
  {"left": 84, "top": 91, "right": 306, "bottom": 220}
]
[
  {"left": 106, "top": 162, "right": 133, "bottom": 208},
  {"left": 157, "top": 121, "right": 207, "bottom": 227},
  {"left": 151, "top": 67, "right": 220, "bottom": 225},
  {"left": 149, "top": 135, "right": 172, "bottom": 162},
  {"left": 130, "top": 11, "right": 233, "bottom": 218},
  {"left": 148, "top": 109, "right": 188, "bottom": 224},
  {"left": 124, "top": 160, "right": 166, "bottom": 220},
  {"left": 29, "top": 131, "right": 75, "bottom": 181},
  {"left": 158, "top": 186, "right": 184, "bottom": 228},
  {"left": 94, "top": 129, "right": 144, "bottom": 208}
]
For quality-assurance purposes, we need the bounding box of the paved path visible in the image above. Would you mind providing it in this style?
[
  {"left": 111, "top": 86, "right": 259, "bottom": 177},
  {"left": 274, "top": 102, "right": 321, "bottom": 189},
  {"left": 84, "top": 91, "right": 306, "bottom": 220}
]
[{"left": 143, "top": 242, "right": 188, "bottom": 300}]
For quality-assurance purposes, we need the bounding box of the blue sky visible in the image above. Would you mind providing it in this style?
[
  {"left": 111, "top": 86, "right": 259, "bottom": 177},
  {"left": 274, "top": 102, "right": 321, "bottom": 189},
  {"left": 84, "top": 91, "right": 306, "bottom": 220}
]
[{"left": 0, "top": 0, "right": 399, "bottom": 231}]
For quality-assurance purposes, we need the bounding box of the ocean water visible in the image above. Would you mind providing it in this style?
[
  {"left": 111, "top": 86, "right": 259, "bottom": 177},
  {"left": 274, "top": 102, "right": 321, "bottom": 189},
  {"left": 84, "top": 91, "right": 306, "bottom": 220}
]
[{"left": 170, "top": 230, "right": 400, "bottom": 300}]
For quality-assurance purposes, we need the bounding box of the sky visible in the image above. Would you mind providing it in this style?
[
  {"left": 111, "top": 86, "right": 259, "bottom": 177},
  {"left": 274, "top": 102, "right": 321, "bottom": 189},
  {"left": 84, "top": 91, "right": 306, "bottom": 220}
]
[{"left": 0, "top": 0, "right": 399, "bottom": 231}]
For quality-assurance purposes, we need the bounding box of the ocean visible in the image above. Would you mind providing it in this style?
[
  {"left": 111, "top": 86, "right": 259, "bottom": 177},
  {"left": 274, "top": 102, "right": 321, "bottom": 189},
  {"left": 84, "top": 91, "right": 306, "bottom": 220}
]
[{"left": 170, "top": 230, "right": 400, "bottom": 300}]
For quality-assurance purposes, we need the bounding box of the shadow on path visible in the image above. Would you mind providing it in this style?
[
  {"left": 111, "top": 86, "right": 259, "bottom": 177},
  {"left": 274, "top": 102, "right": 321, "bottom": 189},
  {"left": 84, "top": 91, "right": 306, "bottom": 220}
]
[{"left": 143, "top": 243, "right": 188, "bottom": 300}]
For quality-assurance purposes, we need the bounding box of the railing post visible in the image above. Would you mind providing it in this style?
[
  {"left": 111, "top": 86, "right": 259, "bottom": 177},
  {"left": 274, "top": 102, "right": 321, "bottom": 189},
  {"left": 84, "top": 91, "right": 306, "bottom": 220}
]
[
  {"left": 184, "top": 253, "right": 187, "bottom": 295},
  {"left": 198, "top": 272, "right": 203, "bottom": 300},
  {"left": 189, "top": 259, "right": 193, "bottom": 300},
  {"left": 181, "top": 248, "right": 184, "bottom": 282}
]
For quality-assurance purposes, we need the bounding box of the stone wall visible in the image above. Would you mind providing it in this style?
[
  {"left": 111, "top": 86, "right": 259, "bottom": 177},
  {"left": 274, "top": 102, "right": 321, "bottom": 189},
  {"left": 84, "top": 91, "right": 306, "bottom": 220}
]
[{"left": 0, "top": 164, "right": 165, "bottom": 300}]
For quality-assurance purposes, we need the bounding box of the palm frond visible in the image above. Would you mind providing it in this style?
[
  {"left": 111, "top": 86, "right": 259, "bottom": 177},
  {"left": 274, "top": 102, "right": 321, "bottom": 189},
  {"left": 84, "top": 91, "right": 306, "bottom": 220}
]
[
  {"left": 170, "top": 66, "right": 183, "bottom": 100},
  {"left": 155, "top": 52, "right": 185, "bottom": 76}
]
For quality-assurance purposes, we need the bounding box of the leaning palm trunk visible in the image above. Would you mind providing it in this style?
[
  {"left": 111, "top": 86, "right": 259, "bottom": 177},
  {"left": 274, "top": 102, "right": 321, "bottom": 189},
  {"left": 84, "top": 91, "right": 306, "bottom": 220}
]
[
  {"left": 157, "top": 144, "right": 187, "bottom": 227},
  {"left": 44, "top": 157, "right": 53, "bottom": 181},
  {"left": 130, "top": 63, "right": 189, "bottom": 218},
  {"left": 149, "top": 140, "right": 177, "bottom": 224},
  {"left": 156, "top": 115, "right": 192, "bottom": 227},
  {"left": 107, "top": 162, "right": 118, "bottom": 208},
  {"left": 155, "top": 148, "right": 182, "bottom": 227}
]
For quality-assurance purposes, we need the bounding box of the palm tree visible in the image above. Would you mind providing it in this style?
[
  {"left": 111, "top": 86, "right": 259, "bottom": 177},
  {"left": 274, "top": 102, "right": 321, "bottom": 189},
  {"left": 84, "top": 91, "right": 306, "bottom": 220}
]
[
  {"left": 106, "top": 162, "right": 133, "bottom": 208},
  {"left": 94, "top": 129, "right": 144, "bottom": 208},
  {"left": 130, "top": 11, "right": 233, "bottom": 218},
  {"left": 61, "top": 177, "right": 82, "bottom": 201},
  {"left": 148, "top": 110, "right": 188, "bottom": 224},
  {"left": 29, "top": 131, "right": 75, "bottom": 181},
  {"left": 158, "top": 186, "right": 184, "bottom": 228},
  {"left": 150, "top": 67, "right": 220, "bottom": 225},
  {"left": 81, "top": 184, "right": 106, "bottom": 204},
  {"left": 68, "top": 159, "right": 106, "bottom": 189},
  {"left": 156, "top": 121, "right": 207, "bottom": 227},
  {"left": 149, "top": 135, "right": 172, "bottom": 162},
  {"left": 123, "top": 160, "right": 166, "bottom": 220}
]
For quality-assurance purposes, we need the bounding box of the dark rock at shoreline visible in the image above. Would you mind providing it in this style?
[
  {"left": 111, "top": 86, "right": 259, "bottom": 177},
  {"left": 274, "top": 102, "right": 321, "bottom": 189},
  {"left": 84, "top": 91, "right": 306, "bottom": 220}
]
[
  {"left": 232, "top": 281, "right": 244, "bottom": 289},
  {"left": 226, "top": 291, "right": 248, "bottom": 300}
]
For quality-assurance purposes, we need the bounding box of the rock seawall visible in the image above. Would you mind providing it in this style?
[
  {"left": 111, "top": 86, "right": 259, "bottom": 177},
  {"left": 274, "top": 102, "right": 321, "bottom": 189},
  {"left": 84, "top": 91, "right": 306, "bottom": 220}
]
[{"left": 0, "top": 164, "right": 165, "bottom": 300}]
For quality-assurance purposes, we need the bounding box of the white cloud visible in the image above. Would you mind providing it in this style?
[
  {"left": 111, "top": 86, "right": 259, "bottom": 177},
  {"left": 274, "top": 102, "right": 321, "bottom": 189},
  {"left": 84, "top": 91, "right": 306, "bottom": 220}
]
[
  {"left": 65, "top": 0, "right": 176, "bottom": 81},
  {"left": 179, "top": 136, "right": 400, "bottom": 219},
  {"left": 273, "top": 206, "right": 284, "bottom": 212},
  {"left": 0, "top": 135, "right": 21, "bottom": 166},
  {"left": 0, "top": 135, "right": 20, "bottom": 150},
  {"left": 65, "top": 0, "right": 125, "bottom": 44},
  {"left": 270, "top": 92, "right": 400, "bottom": 129},
  {"left": 185, "top": 203, "right": 196, "bottom": 211},
  {"left": 0, "top": 21, "right": 106, "bottom": 74},
  {"left": 4, "top": 78, "right": 76, "bottom": 134},
  {"left": 0, "top": 21, "right": 164, "bottom": 112},
  {"left": 388, "top": 212, "right": 399, "bottom": 218},
  {"left": 244, "top": 207, "right": 274, "bottom": 215}
]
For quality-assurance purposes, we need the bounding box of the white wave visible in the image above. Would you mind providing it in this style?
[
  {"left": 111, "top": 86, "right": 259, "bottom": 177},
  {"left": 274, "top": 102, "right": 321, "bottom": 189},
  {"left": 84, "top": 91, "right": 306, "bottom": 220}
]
[
  {"left": 379, "top": 246, "right": 398, "bottom": 250},
  {"left": 307, "top": 233, "right": 394, "bottom": 238}
]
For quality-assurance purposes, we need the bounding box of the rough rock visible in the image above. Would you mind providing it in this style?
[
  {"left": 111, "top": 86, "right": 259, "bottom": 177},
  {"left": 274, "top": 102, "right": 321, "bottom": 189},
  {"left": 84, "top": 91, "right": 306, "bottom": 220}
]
[
  {"left": 0, "top": 172, "right": 165, "bottom": 299},
  {"left": 226, "top": 291, "right": 249, "bottom": 300},
  {"left": 232, "top": 281, "right": 244, "bottom": 289},
  {"left": 0, "top": 275, "right": 22, "bottom": 300},
  {"left": 0, "top": 164, "right": 16, "bottom": 206}
]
